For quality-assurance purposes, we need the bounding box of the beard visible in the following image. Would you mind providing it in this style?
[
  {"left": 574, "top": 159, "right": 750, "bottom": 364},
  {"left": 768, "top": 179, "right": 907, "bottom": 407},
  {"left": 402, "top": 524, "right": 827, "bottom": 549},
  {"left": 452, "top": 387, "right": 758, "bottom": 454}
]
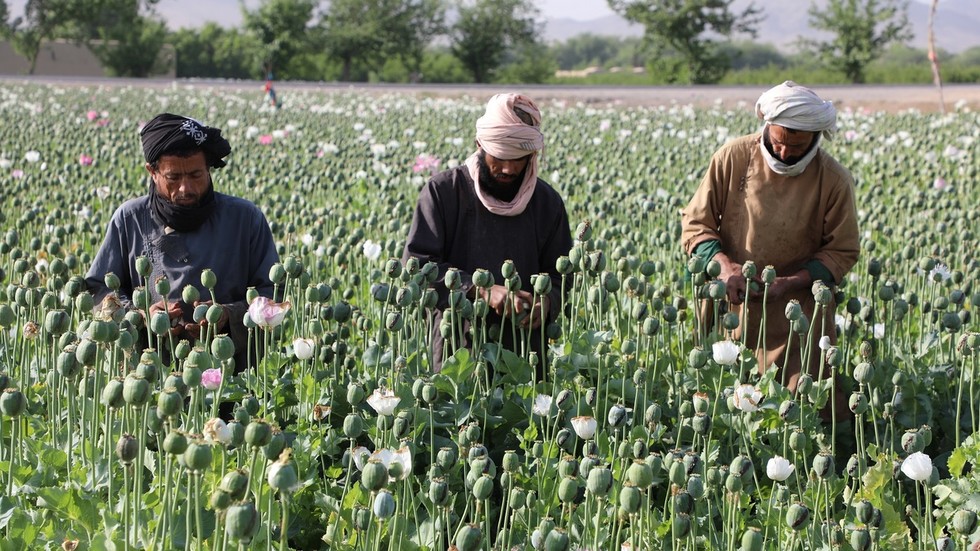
[{"left": 476, "top": 152, "right": 526, "bottom": 202}]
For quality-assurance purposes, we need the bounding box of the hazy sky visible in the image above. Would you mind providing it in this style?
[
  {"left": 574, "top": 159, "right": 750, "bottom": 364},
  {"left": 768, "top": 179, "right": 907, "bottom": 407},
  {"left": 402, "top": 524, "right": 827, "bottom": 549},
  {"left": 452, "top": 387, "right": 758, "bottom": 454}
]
[{"left": 5, "top": 0, "right": 619, "bottom": 28}]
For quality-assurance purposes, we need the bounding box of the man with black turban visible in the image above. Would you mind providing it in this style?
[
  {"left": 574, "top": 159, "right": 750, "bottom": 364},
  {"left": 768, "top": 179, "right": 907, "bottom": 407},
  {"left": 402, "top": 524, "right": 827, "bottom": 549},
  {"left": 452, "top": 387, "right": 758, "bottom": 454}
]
[
  {"left": 681, "top": 81, "right": 860, "bottom": 395},
  {"left": 403, "top": 93, "right": 572, "bottom": 373},
  {"left": 86, "top": 113, "right": 279, "bottom": 370}
]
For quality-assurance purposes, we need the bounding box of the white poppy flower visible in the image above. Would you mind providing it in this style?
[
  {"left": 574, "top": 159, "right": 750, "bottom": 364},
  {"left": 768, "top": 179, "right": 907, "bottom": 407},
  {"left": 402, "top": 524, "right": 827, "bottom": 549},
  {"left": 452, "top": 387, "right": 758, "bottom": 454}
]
[{"left": 766, "top": 455, "right": 795, "bottom": 482}]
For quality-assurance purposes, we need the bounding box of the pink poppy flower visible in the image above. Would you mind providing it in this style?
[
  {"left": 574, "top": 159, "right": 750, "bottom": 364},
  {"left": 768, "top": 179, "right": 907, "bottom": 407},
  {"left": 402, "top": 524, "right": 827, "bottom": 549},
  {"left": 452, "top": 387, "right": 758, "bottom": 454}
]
[
  {"left": 11, "top": 169, "right": 24, "bottom": 178},
  {"left": 86, "top": 110, "right": 99, "bottom": 121},
  {"left": 247, "top": 296, "right": 291, "bottom": 328},
  {"left": 259, "top": 135, "right": 274, "bottom": 145},
  {"left": 201, "top": 368, "right": 222, "bottom": 391},
  {"left": 79, "top": 154, "right": 94, "bottom": 166},
  {"left": 412, "top": 154, "right": 440, "bottom": 175}
]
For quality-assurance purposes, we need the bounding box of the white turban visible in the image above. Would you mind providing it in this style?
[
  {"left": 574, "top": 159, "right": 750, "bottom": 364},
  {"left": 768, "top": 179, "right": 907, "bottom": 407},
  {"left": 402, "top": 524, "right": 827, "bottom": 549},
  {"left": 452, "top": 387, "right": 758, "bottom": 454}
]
[{"left": 755, "top": 81, "right": 837, "bottom": 140}]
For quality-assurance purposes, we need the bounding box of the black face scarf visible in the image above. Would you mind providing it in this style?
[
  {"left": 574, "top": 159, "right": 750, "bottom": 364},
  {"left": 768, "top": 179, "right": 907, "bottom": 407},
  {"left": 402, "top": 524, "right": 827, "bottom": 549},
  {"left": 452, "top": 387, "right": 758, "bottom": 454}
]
[
  {"left": 476, "top": 151, "right": 526, "bottom": 203},
  {"left": 148, "top": 179, "right": 216, "bottom": 232}
]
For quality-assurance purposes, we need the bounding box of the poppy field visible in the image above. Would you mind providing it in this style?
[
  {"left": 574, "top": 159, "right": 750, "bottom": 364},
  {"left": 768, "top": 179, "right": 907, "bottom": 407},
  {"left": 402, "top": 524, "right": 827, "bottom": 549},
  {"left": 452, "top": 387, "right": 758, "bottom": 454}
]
[{"left": 0, "top": 82, "right": 978, "bottom": 550}]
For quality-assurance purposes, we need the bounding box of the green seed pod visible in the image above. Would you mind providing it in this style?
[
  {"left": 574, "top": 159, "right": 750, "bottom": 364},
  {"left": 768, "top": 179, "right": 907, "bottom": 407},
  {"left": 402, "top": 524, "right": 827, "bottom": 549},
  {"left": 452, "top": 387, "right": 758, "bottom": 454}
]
[
  {"left": 352, "top": 505, "right": 371, "bottom": 532},
  {"left": 687, "top": 474, "right": 705, "bottom": 499},
  {"left": 812, "top": 452, "right": 834, "bottom": 479},
  {"left": 674, "top": 490, "right": 693, "bottom": 513},
  {"left": 268, "top": 263, "right": 286, "bottom": 285},
  {"left": 725, "top": 473, "right": 743, "bottom": 493},
  {"left": 502, "top": 450, "right": 520, "bottom": 472},
  {"left": 669, "top": 459, "right": 687, "bottom": 486},
  {"left": 361, "top": 459, "right": 388, "bottom": 492},
  {"left": 268, "top": 458, "right": 298, "bottom": 493},
  {"left": 557, "top": 476, "right": 578, "bottom": 503},
  {"left": 456, "top": 523, "right": 482, "bottom": 551},
  {"left": 115, "top": 433, "right": 139, "bottom": 465},
  {"left": 347, "top": 383, "right": 365, "bottom": 406},
  {"left": 778, "top": 399, "right": 798, "bottom": 421},
  {"left": 544, "top": 528, "right": 570, "bottom": 551},
  {"left": 688, "top": 346, "right": 708, "bottom": 369},
  {"left": 849, "top": 392, "right": 869, "bottom": 414},
  {"left": 901, "top": 430, "right": 925, "bottom": 454},
  {"left": 952, "top": 509, "right": 978, "bottom": 535},
  {"left": 205, "top": 303, "right": 224, "bottom": 326},
  {"left": 472, "top": 474, "right": 493, "bottom": 501},
  {"left": 786, "top": 502, "right": 810, "bottom": 531},
  {"left": 43, "top": 309, "right": 70, "bottom": 336},
  {"left": 135, "top": 256, "right": 152, "bottom": 278},
  {"left": 209, "top": 489, "right": 232, "bottom": 511},
  {"left": 264, "top": 430, "right": 286, "bottom": 461},
  {"left": 343, "top": 413, "right": 364, "bottom": 439},
  {"left": 784, "top": 300, "right": 802, "bottom": 321},
  {"left": 437, "top": 447, "right": 456, "bottom": 471},
  {"left": 200, "top": 268, "right": 217, "bottom": 289},
  {"left": 205, "top": 335, "right": 234, "bottom": 363},
  {"left": 741, "top": 527, "right": 764, "bottom": 551},
  {"left": 122, "top": 374, "right": 151, "bottom": 406},
  {"left": 586, "top": 466, "right": 613, "bottom": 497},
  {"left": 149, "top": 311, "right": 172, "bottom": 336},
  {"left": 183, "top": 441, "right": 212, "bottom": 472},
  {"left": 854, "top": 362, "right": 874, "bottom": 383},
  {"left": 89, "top": 319, "right": 119, "bottom": 343},
  {"left": 796, "top": 374, "right": 813, "bottom": 395},
  {"left": 429, "top": 477, "right": 449, "bottom": 506},
  {"left": 373, "top": 489, "right": 396, "bottom": 519},
  {"left": 101, "top": 377, "right": 125, "bottom": 409},
  {"left": 0, "top": 388, "right": 28, "bottom": 417},
  {"left": 692, "top": 413, "right": 711, "bottom": 434},
  {"left": 619, "top": 484, "right": 642, "bottom": 514},
  {"left": 219, "top": 469, "right": 250, "bottom": 501},
  {"left": 672, "top": 513, "right": 692, "bottom": 539},
  {"left": 851, "top": 527, "right": 871, "bottom": 551},
  {"left": 56, "top": 349, "right": 80, "bottom": 379},
  {"left": 225, "top": 501, "right": 260, "bottom": 543},
  {"left": 182, "top": 284, "right": 201, "bottom": 305},
  {"left": 244, "top": 420, "right": 272, "bottom": 448},
  {"left": 182, "top": 367, "right": 202, "bottom": 388},
  {"left": 163, "top": 430, "right": 188, "bottom": 455}
]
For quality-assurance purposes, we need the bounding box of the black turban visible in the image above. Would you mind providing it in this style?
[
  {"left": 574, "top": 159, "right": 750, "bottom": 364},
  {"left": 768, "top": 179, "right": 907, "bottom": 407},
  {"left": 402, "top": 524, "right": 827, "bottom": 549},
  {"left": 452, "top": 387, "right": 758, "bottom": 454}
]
[{"left": 140, "top": 113, "right": 232, "bottom": 168}]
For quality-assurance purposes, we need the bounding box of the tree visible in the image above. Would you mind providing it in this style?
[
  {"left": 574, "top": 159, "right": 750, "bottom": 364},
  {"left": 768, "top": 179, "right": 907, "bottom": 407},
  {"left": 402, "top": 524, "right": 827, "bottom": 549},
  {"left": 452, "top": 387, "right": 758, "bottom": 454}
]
[
  {"left": 321, "top": 0, "right": 446, "bottom": 82},
  {"left": 551, "top": 34, "right": 623, "bottom": 70},
  {"left": 450, "top": 0, "right": 540, "bottom": 84},
  {"left": 804, "top": 0, "right": 913, "bottom": 84},
  {"left": 243, "top": 0, "right": 319, "bottom": 80},
  {"left": 606, "top": 0, "right": 762, "bottom": 84},
  {"left": 4, "top": 0, "right": 163, "bottom": 75},
  {"left": 170, "top": 24, "right": 259, "bottom": 79}
]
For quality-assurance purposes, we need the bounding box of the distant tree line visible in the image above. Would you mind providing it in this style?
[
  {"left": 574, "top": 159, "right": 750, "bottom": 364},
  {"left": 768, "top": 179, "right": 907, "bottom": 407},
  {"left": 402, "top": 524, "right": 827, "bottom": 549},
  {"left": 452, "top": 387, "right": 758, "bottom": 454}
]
[{"left": 1, "top": 0, "right": 977, "bottom": 84}]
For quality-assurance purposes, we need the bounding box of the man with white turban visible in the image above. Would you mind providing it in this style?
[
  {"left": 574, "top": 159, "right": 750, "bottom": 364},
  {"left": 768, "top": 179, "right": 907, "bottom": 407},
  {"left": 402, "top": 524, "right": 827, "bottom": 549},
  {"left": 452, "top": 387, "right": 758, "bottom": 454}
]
[
  {"left": 681, "top": 81, "right": 860, "bottom": 393},
  {"left": 403, "top": 93, "right": 572, "bottom": 372}
]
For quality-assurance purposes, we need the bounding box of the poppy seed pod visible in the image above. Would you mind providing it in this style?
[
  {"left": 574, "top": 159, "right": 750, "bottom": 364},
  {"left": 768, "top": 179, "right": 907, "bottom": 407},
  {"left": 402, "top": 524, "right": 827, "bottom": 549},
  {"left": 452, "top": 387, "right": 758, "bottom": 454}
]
[
  {"left": 741, "top": 527, "right": 764, "bottom": 551},
  {"left": 183, "top": 441, "right": 212, "bottom": 473},
  {"left": 455, "top": 523, "right": 482, "bottom": 551},
  {"left": 244, "top": 420, "right": 272, "bottom": 448},
  {"left": 784, "top": 300, "right": 802, "bottom": 321},
  {"left": 182, "top": 284, "right": 200, "bottom": 305},
  {"left": 812, "top": 452, "right": 835, "bottom": 479},
  {"left": 672, "top": 513, "right": 692, "bottom": 539},
  {"left": 373, "top": 489, "right": 396, "bottom": 519},
  {"left": 952, "top": 509, "right": 978, "bottom": 535},
  {"left": 429, "top": 477, "right": 449, "bottom": 506},
  {"left": 786, "top": 503, "right": 810, "bottom": 530},
  {"left": 361, "top": 459, "right": 389, "bottom": 492},
  {"left": 200, "top": 268, "right": 217, "bottom": 289},
  {"left": 619, "top": 484, "right": 642, "bottom": 514},
  {"left": 219, "top": 469, "right": 250, "bottom": 501},
  {"left": 586, "top": 466, "right": 613, "bottom": 497},
  {"left": 225, "top": 501, "right": 260, "bottom": 543},
  {"left": 626, "top": 460, "right": 654, "bottom": 488},
  {"left": 162, "top": 430, "right": 188, "bottom": 455}
]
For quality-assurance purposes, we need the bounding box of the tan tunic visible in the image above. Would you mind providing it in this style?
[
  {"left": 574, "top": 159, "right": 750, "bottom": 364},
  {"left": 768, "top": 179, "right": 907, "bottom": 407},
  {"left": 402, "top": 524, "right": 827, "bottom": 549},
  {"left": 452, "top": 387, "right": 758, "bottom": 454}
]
[{"left": 681, "top": 133, "right": 860, "bottom": 384}]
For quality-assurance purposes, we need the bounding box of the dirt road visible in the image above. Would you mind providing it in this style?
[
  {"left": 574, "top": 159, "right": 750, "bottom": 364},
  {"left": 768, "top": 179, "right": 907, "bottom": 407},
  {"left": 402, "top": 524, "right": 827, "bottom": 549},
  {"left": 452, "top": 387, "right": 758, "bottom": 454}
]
[{"left": 3, "top": 76, "right": 976, "bottom": 113}]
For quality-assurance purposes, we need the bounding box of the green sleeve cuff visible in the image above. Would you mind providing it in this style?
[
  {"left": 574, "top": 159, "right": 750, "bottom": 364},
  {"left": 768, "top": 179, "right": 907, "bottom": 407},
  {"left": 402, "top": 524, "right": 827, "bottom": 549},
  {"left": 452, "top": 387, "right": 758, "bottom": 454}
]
[
  {"left": 693, "top": 240, "right": 722, "bottom": 261},
  {"left": 805, "top": 260, "right": 835, "bottom": 286}
]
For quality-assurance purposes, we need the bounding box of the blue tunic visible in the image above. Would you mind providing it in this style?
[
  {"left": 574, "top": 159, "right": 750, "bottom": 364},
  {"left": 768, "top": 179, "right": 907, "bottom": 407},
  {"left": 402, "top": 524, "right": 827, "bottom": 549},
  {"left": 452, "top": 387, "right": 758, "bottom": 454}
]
[{"left": 85, "top": 191, "right": 279, "bottom": 366}]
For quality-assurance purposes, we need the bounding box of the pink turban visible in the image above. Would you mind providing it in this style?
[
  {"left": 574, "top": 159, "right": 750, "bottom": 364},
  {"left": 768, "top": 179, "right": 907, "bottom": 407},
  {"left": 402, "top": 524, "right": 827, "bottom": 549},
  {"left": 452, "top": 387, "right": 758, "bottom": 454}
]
[{"left": 466, "top": 93, "right": 545, "bottom": 216}]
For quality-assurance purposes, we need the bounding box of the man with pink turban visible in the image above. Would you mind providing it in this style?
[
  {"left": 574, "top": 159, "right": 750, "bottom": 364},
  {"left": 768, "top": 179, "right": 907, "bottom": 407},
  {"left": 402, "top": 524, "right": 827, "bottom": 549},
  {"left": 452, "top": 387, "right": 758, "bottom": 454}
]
[
  {"left": 681, "top": 81, "right": 860, "bottom": 394},
  {"left": 403, "top": 93, "right": 572, "bottom": 372}
]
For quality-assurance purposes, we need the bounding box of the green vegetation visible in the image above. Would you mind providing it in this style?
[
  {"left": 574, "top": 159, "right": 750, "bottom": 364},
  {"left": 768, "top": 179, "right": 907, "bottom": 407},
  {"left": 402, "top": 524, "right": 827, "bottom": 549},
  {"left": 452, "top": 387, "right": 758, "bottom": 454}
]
[{"left": 1, "top": 0, "right": 978, "bottom": 84}]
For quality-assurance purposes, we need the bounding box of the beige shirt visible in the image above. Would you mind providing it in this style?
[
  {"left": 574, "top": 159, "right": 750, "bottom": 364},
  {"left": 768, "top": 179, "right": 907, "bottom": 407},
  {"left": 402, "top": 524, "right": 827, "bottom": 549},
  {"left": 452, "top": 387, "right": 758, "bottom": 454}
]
[{"left": 681, "top": 133, "right": 860, "bottom": 383}]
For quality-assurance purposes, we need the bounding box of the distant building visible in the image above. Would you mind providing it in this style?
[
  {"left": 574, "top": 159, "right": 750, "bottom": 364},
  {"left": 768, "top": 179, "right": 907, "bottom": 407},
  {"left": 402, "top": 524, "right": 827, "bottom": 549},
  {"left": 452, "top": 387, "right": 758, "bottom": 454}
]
[{"left": 0, "top": 39, "right": 174, "bottom": 78}]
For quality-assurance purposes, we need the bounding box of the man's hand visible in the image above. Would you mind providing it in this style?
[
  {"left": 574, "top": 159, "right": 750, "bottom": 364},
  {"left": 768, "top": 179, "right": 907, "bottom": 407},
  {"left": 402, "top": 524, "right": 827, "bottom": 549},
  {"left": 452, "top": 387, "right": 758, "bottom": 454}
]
[
  {"left": 478, "top": 285, "right": 549, "bottom": 329},
  {"left": 716, "top": 254, "right": 747, "bottom": 305}
]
